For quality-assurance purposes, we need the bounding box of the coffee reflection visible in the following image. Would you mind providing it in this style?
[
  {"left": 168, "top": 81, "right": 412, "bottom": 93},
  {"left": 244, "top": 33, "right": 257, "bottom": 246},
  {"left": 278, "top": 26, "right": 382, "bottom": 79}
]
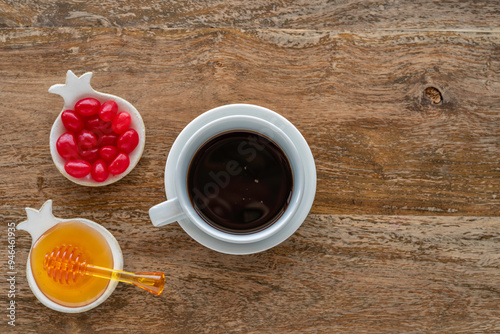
[{"left": 187, "top": 130, "right": 293, "bottom": 234}]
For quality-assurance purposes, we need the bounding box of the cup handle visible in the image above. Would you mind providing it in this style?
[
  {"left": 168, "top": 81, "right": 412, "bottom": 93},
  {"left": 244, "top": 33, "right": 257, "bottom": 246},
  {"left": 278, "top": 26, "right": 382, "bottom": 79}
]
[{"left": 149, "top": 198, "right": 185, "bottom": 227}]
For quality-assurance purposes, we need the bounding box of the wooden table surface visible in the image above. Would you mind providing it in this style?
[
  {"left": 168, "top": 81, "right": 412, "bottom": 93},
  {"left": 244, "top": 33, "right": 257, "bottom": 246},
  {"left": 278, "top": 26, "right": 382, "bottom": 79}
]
[{"left": 1, "top": 1, "right": 499, "bottom": 333}]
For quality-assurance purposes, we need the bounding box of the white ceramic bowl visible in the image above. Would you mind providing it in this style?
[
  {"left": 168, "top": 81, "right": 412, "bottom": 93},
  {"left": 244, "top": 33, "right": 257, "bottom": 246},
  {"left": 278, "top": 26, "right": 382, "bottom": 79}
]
[
  {"left": 49, "top": 70, "right": 145, "bottom": 186},
  {"left": 17, "top": 200, "right": 124, "bottom": 313}
]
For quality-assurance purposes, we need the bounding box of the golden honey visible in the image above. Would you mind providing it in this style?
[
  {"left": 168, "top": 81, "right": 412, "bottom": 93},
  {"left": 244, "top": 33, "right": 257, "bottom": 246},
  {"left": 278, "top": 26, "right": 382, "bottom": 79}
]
[{"left": 30, "top": 221, "right": 114, "bottom": 308}]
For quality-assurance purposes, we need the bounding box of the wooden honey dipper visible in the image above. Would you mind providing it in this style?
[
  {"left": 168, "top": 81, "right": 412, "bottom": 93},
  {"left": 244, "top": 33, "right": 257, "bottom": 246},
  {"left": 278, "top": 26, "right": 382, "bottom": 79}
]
[{"left": 43, "top": 245, "right": 165, "bottom": 295}]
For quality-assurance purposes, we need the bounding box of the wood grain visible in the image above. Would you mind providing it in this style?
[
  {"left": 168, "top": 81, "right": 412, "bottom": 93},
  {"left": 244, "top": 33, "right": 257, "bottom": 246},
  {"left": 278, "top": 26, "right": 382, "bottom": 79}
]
[
  {"left": 0, "top": 28, "right": 498, "bottom": 216},
  {"left": 1, "top": 214, "right": 499, "bottom": 333},
  {"left": 1, "top": 0, "right": 499, "bottom": 31},
  {"left": 0, "top": 1, "right": 499, "bottom": 332}
]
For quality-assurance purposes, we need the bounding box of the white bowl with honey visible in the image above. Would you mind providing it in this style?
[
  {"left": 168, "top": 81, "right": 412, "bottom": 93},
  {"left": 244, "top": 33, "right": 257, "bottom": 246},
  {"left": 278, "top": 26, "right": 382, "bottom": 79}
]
[{"left": 17, "top": 200, "right": 123, "bottom": 313}]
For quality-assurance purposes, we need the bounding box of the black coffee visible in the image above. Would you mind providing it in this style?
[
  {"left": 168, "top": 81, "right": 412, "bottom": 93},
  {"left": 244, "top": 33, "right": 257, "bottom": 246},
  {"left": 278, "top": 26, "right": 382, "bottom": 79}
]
[{"left": 187, "top": 130, "right": 293, "bottom": 233}]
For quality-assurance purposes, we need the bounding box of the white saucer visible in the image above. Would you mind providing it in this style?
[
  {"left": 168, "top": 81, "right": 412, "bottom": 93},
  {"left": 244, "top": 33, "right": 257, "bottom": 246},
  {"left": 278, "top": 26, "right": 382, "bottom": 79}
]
[{"left": 164, "top": 104, "right": 316, "bottom": 254}]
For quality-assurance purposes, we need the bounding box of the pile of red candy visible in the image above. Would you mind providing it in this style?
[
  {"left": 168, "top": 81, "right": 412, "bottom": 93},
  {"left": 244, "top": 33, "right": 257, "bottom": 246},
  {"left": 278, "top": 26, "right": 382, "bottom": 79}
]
[{"left": 56, "top": 98, "right": 139, "bottom": 182}]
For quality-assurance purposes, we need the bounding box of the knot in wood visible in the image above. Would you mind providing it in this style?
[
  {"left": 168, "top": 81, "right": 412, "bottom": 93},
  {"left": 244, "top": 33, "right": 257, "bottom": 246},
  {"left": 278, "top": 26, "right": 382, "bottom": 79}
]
[{"left": 424, "top": 87, "right": 443, "bottom": 104}]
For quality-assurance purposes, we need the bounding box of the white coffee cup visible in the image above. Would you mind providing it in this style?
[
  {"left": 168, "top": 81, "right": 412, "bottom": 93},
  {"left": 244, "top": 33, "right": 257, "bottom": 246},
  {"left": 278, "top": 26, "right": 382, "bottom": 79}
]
[{"left": 149, "top": 104, "right": 316, "bottom": 254}]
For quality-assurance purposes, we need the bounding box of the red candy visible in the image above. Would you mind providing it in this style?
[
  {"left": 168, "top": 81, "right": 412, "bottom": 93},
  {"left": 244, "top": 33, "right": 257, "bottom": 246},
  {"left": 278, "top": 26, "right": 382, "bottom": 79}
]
[
  {"left": 77, "top": 130, "right": 98, "bottom": 150},
  {"left": 75, "top": 98, "right": 101, "bottom": 116},
  {"left": 61, "top": 110, "right": 84, "bottom": 133},
  {"left": 56, "top": 132, "right": 79, "bottom": 160},
  {"left": 99, "top": 101, "right": 118, "bottom": 122},
  {"left": 100, "top": 145, "right": 118, "bottom": 162},
  {"left": 91, "top": 160, "right": 109, "bottom": 182},
  {"left": 108, "top": 153, "right": 130, "bottom": 175},
  {"left": 65, "top": 160, "right": 91, "bottom": 178},
  {"left": 98, "top": 133, "right": 118, "bottom": 147},
  {"left": 80, "top": 148, "right": 100, "bottom": 163},
  {"left": 86, "top": 116, "right": 113, "bottom": 135},
  {"left": 56, "top": 99, "right": 139, "bottom": 182},
  {"left": 112, "top": 112, "right": 131, "bottom": 134},
  {"left": 117, "top": 129, "right": 139, "bottom": 154}
]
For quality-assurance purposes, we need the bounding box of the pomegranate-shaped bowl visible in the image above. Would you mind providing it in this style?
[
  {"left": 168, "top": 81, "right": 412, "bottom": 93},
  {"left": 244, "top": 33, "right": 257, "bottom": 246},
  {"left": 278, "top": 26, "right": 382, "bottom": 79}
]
[
  {"left": 49, "top": 70, "right": 145, "bottom": 186},
  {"left": 17, "top": 200, "right": 124, "bottom": 313}
]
